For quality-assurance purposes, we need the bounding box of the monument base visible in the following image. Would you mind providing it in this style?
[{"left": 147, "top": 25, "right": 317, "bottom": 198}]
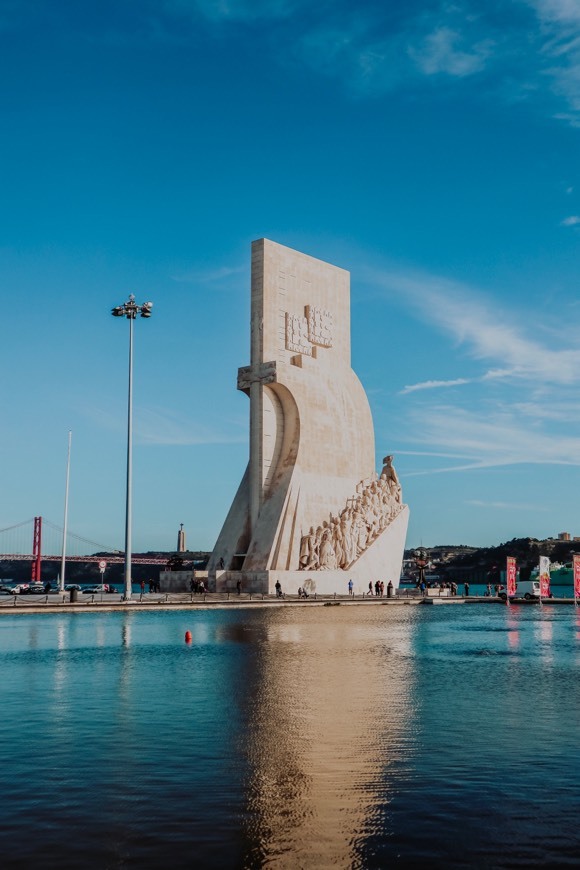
[
  {"left": 159, "top": 570, "right": 193, "bottom": 593},
  {"left": 212, "top": 506, "right": 409, "bottom": 596}
]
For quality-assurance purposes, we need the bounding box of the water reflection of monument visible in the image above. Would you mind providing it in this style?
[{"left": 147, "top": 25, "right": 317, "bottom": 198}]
[
  {"left": 209, "top": 240, "right": 409, "bottom": 594},
  {"left": 240, "top": 608, "right": 417, "bottom": 866}
]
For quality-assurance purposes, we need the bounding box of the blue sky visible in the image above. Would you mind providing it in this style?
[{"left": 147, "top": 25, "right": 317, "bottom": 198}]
[{"left": 2, "top": 0, "right": 580, "bottom": 554}]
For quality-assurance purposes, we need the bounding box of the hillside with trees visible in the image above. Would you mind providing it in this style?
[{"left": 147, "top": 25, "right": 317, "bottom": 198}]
[{"left": 408, "top": 538, "right": 578, "bottom": 583}]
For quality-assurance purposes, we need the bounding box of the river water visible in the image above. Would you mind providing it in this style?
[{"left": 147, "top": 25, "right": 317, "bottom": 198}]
[{"left": 0, "top": 603, "right": 578, "bottom": 868}]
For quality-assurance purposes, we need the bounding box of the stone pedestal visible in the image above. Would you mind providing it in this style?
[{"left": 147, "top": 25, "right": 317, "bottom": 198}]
[
  {"left": 213, "top": 506, "right": 409, "bottom": 595},
  {"left": 160, "top": 571, "right": 193, "bottom": 593}
]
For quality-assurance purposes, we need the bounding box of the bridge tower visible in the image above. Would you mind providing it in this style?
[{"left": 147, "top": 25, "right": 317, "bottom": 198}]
[{"left": 31, "top": 516, "right": 42, "bottom": 583}]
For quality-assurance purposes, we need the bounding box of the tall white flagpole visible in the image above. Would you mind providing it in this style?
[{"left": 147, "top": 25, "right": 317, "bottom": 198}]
[{"left": 59, "top": 430, "right": 72, "bottom": 593}]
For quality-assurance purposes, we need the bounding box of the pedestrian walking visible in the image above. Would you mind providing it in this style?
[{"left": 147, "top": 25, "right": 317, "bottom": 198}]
[{"left": 348, "top": 579, "right": 354, "bottom": 596}]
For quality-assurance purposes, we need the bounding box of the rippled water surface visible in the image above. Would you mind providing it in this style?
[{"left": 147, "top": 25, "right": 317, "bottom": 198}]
[{"left": 1, "top": 604, "right": 579, "bottom": 868}]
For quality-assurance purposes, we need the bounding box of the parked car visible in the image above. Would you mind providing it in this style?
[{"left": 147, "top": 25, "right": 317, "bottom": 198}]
[
  {"left": 10, "top": 583, "right": 30, "bottom": 595},
  {"left": 499, "top": 580, "right": 541, "bottom": 601},
  {"left": 27, "top": 583, "right": 46, "bottom": 594},
  {"left": 0, "top": 584, "right": 14, "bottom": 594},
  {"left": 64, "top": 584, "right": 81, "bottom": 591},
  {"left": 82, "top": 584, "right": 114, "bottom": 594}
]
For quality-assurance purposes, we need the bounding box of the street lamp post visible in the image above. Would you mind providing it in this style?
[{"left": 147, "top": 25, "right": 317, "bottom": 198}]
[{"left": 112, "top": 294, "right": 153, "bottom": 600}]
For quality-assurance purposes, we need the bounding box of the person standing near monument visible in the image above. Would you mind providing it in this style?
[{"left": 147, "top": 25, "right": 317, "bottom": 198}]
[
  {"left": 348, "top": 579, "right": 353, "bottom": 596},
  {"left": 236, "top": 579, "right": 241, "bottom": 595}
]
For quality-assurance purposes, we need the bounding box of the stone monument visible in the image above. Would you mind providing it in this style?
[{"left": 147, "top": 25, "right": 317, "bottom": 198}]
[{"left": 208, "top": 239, "right": 409, "bottom": 594}]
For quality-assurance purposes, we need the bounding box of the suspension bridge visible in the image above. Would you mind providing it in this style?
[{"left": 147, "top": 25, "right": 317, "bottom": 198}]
[{"left": 0, "top": 517, "right": 168, "bottom": 580}]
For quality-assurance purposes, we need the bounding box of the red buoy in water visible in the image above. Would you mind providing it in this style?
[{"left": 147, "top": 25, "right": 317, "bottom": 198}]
[{"left": 185, "top": 630, "right": 192, "bottom": 643}]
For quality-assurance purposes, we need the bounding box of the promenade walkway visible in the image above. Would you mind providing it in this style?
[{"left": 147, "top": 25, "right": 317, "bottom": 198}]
[{"left": 0, "top": 590, "right": 573, "bottom": 613}]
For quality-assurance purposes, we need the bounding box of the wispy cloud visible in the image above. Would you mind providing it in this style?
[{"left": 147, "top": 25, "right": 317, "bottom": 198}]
[
  {"left": 402, "top": 403, "right": 580, "bottom": 473},
  {"left": 400, "top": 368, "right": 516, "bottom": 395},
  {"left": 368, "top": 258, "right": 580, "bottom": 473},
  {"left": 400, "top": 377, "right": 471, "bottom": 395},
  {"left": 87, "top": 405, "right": 245, "bottom": 446},
  {"left": 531, "top": 0, "right": 580, "bottom": 25},
  {"left": 171, "top": 263, "right": 245, "bottom": 286},
  {"left": 481, "top": 368, "right": 516, "bottom": 381},
  {"left": 525, "top": 0, "right": 580, "bottom": 123},
  {"left": 467, "top": 499, "right": 550, "bottom": 511},
  {"left": 166, "top": 0, "right": 298, "bottom": 22},
  {"left": 23, "top": 0, "right": 580, "bottom": 126},
  {"left": 136, "top": 408, "right": 245, "bottom": 445},
  {"left": 561, "top": 214, "right": 580, "bottom": 225},
  {"left": 369, "top": 265, "right": 580, "bottom": 385},
  {"left": 409, "top": 26, "right": 493, "bottom": 77}
]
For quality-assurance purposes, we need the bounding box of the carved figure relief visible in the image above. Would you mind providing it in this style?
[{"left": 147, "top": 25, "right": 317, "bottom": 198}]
[
  {"left": 298, "top": 456, "right": 404, "bottom": 571},
  {"left": 299, "top": 526, "right": 318, "bottom": 570},
  {"left": 381, "top": 454, "right": 402, "bottom": 503}
]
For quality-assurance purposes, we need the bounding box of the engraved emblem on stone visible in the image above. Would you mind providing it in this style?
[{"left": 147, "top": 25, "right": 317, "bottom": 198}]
[
  {"left": 306, "top": 305, "right": 333, "bottom": 347},
  {"left": 285, "top": 312, "right": 312, "bottom": 356}
]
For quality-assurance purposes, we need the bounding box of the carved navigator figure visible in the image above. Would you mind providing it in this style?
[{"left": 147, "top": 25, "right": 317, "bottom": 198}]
[
  {"left": 296, "top": 459, "right": 405, "bottom": 571},
  {"left": 208, "top": 239, "right": 409, "bottom": 594}
]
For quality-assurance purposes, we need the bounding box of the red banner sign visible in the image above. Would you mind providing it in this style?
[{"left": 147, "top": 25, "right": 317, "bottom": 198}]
[
  {"left": 574, "top": 555, "right": 580, "bottom": 600},
  {"left": 506, "top": 557, "right": 517, "bottom": 598}
]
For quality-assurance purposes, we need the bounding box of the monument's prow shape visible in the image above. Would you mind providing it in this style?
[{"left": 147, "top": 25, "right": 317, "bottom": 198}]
[{"left": 208, "top": 239, "right": 409, "bottom": 594}]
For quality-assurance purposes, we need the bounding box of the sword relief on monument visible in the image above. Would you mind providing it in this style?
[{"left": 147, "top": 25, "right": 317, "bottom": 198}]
[
  {"left": 299, "top": 456, "right": 404, "bottom": 571},
  {"left": 285, "top": 305, "right": 333, "bottom": 356}
]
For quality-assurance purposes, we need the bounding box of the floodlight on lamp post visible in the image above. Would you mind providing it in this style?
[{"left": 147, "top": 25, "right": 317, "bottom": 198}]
[{"left": 111, "top": 294, "right": 153, "bottom": 601}]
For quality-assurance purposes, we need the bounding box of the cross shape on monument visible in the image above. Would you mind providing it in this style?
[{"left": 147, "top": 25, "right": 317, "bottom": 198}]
[
  {"left": 237, "top": 360, "right": 278, "bottom": 531},
  {"left": 237, "top": 361, "right": 277, "bottom": 393}
]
